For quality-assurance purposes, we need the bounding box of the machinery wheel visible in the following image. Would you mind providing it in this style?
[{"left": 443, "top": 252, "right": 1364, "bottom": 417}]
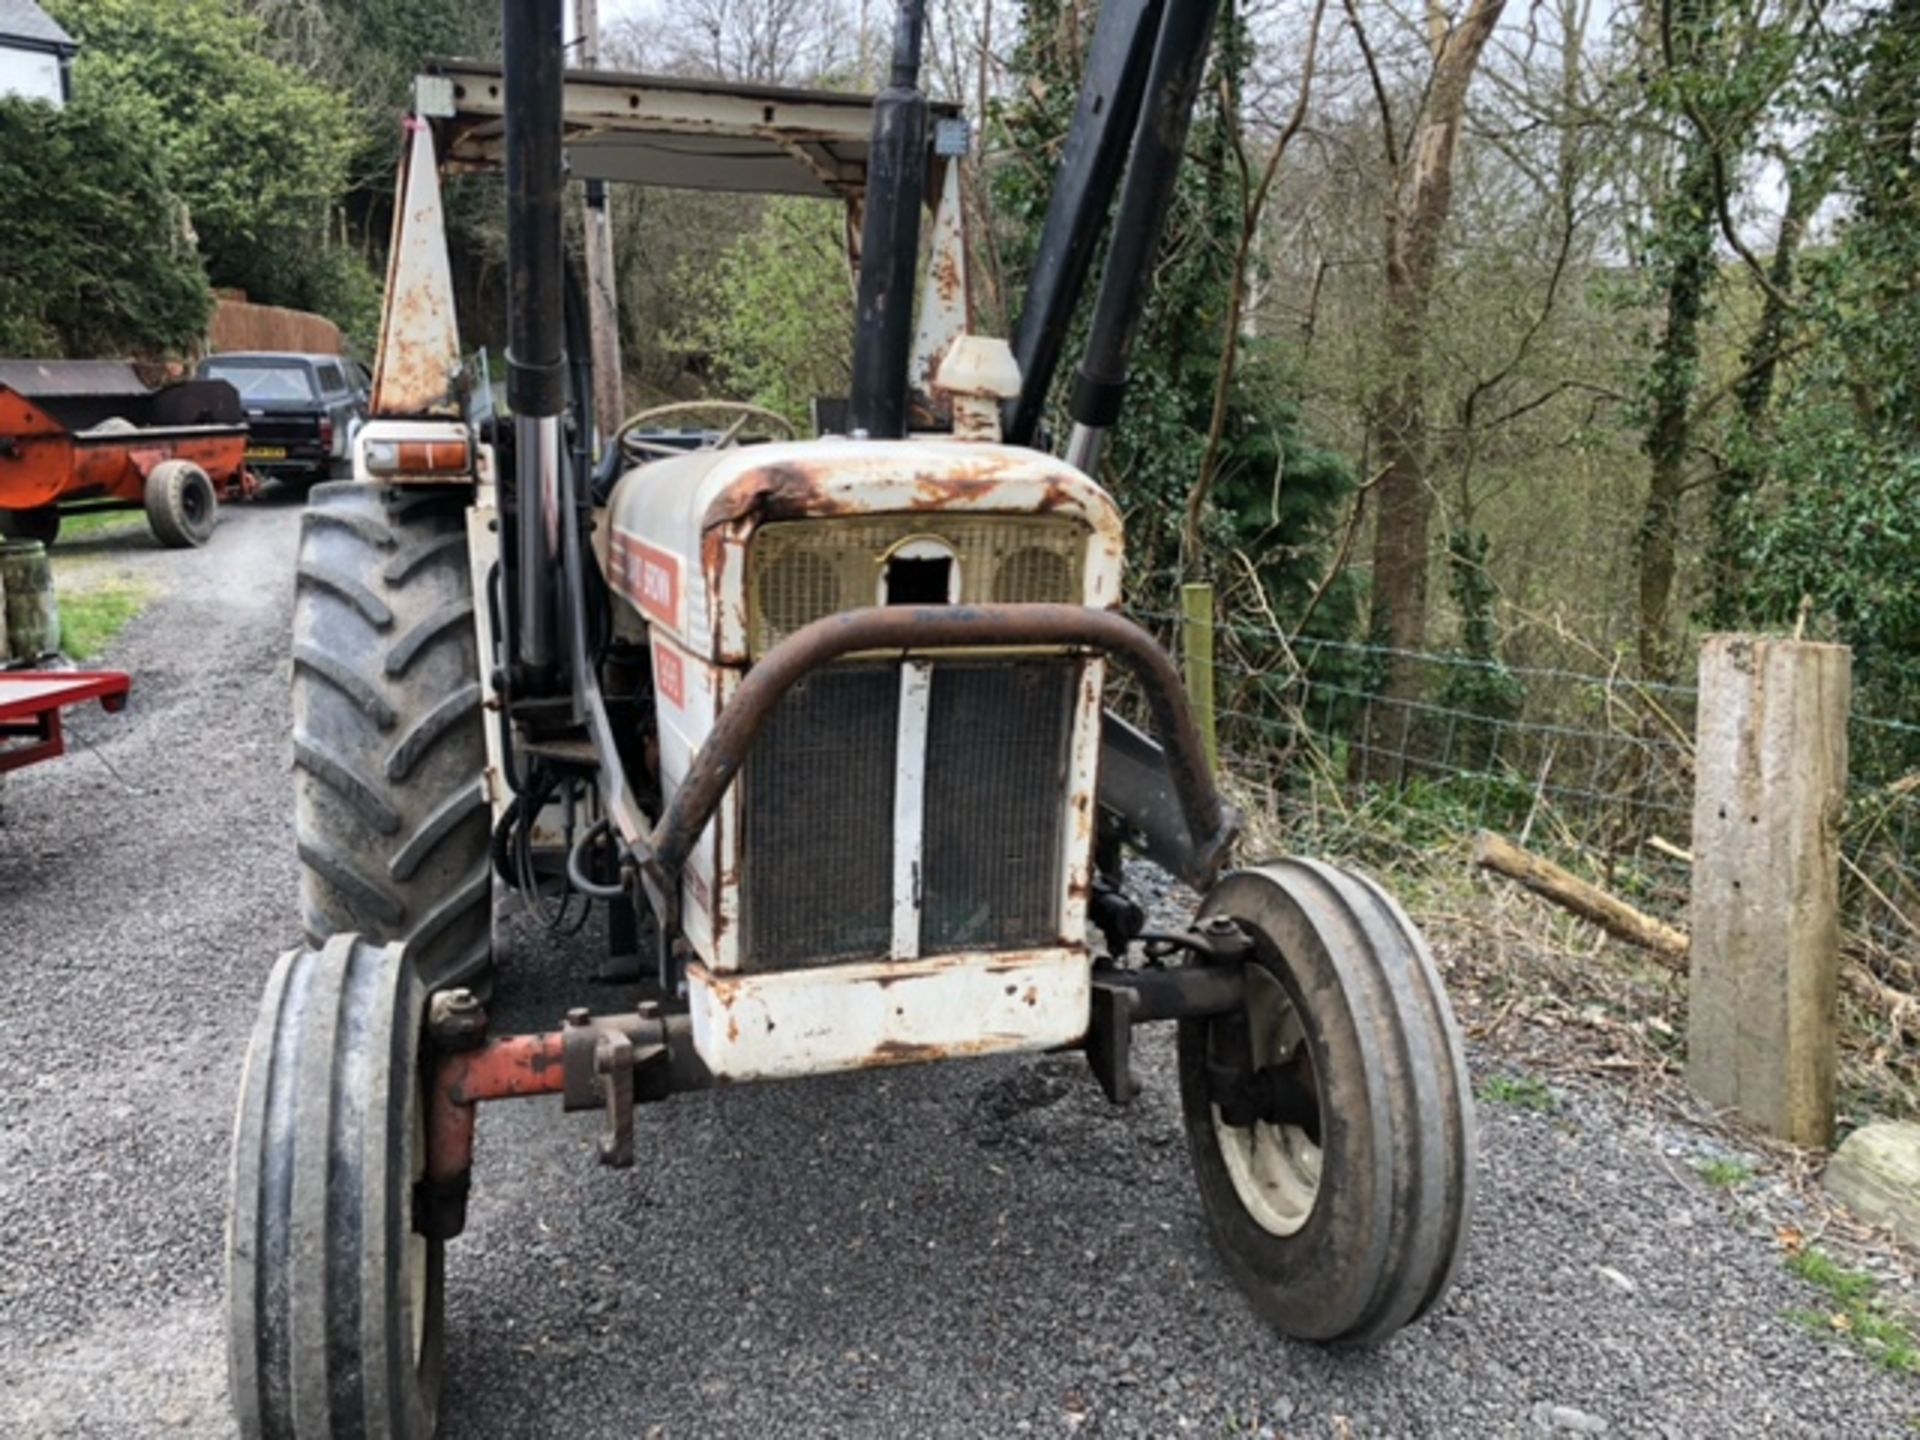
[
  {"left": 1178, "top": 859, "right": 1476, "bottom": 1344},
  {"left": 144, "top": 459, "right": 219, "bottom": 548},
  {"left": 0, "top": 507, "right": 60, "bottom": 546},
  {"left": 227, "top": 935, "right": 444, "bottom": 1439},
  {"left": 294, "top": 483, "right": 490, "bottom": 991}
]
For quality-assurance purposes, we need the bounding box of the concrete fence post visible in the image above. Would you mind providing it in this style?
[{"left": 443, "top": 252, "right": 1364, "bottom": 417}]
[
  {"left": 1688, "top": 635, "right": 1851, "bottom": 1147},
  {"left": 1180, "top": 582, "right": 1217, "bottom": 770}
]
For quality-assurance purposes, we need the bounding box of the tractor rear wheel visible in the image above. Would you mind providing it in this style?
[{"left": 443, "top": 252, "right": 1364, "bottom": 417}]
[
  {"left": 144, "top": 459, "right": 219, "bottom": 548},
  {"left": 1178, "top": 859, "right": 1476, "bottom": 1344},
  {"left": 293, "top": 483, "right": 490, "bottom": 991},
  {"left": 0, "top": 507, "right": 60, "bottom": 546},
  {"left": 227, "top": 935, "right": 444, "bottom": 1439}
]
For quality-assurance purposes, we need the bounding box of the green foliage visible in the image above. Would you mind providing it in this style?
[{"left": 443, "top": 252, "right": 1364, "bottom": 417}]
[
  {"left": 58, "top": 583, "right": 150, "bottom": 660},
  {"left": 1439, "top": 530, "right": 1525, "bottom": 749},
  {"left": 0, "top": 97, "right": 212, "bottom": 357},
  {"left": 46, "top": 0, "right": 370, "bottom": 323},
  {"left": 1699, "top": 0, "right": 1920, "bottom": 744},
  {"left": 311, "top": 0, "right": 500, "bottom": 184},
  {"left": 1375, "top": 771, "right": 1536, "bottom": 845},
  {"left": 678, "top": 198, "right": 853, "bottom": 427},
  {"left": 1477, "top": 1073, "right": 1558, "bottom": 1113},
  {"left": 1694, "top": 1156, "right": 1754, "bottom": 1188}
]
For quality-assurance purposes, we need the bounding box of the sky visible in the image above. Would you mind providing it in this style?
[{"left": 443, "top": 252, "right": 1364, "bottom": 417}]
[{"left": 598, "top": 0, "right": 659, "bottom": 34}]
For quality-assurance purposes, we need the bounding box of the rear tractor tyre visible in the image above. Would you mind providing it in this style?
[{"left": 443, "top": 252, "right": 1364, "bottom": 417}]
[
  {"left": 144, "top": 459, "right": 219, "bottom": 548},
  {"left": 0, "top": 507, "right": 60, "bottom": 546},
  {"left": 1178, "top": 859, "right": 1476, "bottom": 1345},
  {"left": 227, "top": 935, "right": 444, "bottom": 1440},
  {"left": 293, "top": 483, "right": 490, "bottom": 992}
]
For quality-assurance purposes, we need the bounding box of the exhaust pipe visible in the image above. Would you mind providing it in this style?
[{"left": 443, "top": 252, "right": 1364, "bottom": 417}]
[
  {"left": 504, "top": 0, "right": 567, "bottom": 682},
  {"left": 848, "top": 0, "right": 930, "bottom": 440}
]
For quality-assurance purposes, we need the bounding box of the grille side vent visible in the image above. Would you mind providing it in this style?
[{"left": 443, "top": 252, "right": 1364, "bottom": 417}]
[{"left": 992, "top": 546, "right": 1074, "bottom": 604}]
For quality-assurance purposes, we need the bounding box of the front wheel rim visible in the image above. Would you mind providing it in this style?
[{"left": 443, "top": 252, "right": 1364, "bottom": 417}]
[
  {"left": 1211, "top": 965, "right": 1323, "bottom": 1237},
  {"left": 408, "top": 1093, "right": 429, "bottom": 1365}
]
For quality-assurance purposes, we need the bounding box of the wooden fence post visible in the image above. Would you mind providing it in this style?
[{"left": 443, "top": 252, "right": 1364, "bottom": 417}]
[
  {"left": 1688, "top": 635, "right": 1851, "bottom": 1147},
  {"left": 1181, "top": 582, "right": 1217, "bottom": 770}
]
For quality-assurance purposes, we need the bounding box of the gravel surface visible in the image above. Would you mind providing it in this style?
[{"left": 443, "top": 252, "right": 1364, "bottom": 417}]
[{"left": 2, "top": 496, "right": 1916, "bottom": 1438}]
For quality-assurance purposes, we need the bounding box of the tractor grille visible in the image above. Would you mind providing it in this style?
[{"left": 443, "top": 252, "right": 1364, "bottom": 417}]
[{"left": 738, "top": 658, "right": 1078, "bottom": 969}]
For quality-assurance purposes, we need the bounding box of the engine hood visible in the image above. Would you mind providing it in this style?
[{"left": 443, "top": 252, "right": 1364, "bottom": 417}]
[{"left": 601, "top": 437, "right": 1126, "bottom": 663}]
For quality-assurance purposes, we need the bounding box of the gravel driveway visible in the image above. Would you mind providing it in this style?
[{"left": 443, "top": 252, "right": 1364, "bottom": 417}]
[{"left": 1, "top": 496, "right": 1914, "bottom": 1438}]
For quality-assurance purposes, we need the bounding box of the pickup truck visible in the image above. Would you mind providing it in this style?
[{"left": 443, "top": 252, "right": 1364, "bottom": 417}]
[{"left": 196, "top": 353, "right": 369, "bottom": 485}]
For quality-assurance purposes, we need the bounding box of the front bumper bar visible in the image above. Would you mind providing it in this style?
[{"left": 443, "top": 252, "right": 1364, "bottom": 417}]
[{"left": 643, "top": 603, "right": 1240, "bottom": 896}]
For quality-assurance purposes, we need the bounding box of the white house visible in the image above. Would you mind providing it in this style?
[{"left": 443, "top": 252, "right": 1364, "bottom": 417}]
[{"left": 0, "top": 0, "right": 77, "bottom": 108}]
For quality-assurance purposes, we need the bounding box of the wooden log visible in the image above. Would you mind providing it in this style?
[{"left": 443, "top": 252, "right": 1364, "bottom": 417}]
[
  {"left": 1475, "top": 828, "right": 1913, "bottom": 1056},
  {"left": 1472, "top": 830, "right": 1689, "bottom": 963},
  {"left": 1689, "top": 635, "right": 1849, "bottom": 1149}
]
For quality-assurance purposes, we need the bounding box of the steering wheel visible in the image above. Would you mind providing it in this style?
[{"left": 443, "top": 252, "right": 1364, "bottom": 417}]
[{"left": 613, "top": 400, "right": 797, "bottom": 464}]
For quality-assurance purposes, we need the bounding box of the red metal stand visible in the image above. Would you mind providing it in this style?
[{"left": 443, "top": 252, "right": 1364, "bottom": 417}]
[{"left": 0, "top": 671, "right": 131, "bottom": 774}]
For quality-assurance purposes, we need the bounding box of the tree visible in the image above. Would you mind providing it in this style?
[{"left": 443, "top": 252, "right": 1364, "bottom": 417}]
[
  {"left": 0, "top": 97, "right": 212, "bottom": 357},
  {"left": 1628, "top": 0, "right": 1802, "bottom": 679},
  {"left": 615, "top": 0, "right": 862, "bottom": 85},
  {"left": 1346, "top": 0, "right": 1508, "bottom": 751}
]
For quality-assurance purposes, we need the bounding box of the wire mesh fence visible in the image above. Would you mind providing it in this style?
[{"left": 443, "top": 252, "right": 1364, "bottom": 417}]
[
  {"left": 1130, "top": 608, "right": 1920, "bottom": 968},
  {"left": 1847, "top": 712, "right": 1920, "bottom": 959}
]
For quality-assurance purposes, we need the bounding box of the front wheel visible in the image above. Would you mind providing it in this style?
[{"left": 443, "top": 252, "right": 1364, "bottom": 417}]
[
  {"left": 1178, "top": 859, "right": 1476, "bottom": 1344},
  {"left": 227, "top": 935, "right": 444, "bottom": 1439}
]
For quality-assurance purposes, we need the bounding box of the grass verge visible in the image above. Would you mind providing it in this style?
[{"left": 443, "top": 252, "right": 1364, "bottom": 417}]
[
  {"left": 56, "top": 509, "right": 145, "bottom": 540},
  {"left": 59, "top": 585, "right": 148, "bottom": 660},
  {"left": 1786, "top": 1246, "right": 1920, "bottom": 1374}
]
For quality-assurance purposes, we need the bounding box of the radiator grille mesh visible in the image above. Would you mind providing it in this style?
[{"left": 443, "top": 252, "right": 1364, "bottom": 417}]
[
  {"left": 921, "top": 661, "right": 1075, "bottom": 951},
  {"left": 740, "top": 665, "right": 897, "bottom": 964},
  {"left": 738, "top": 658, "right": 1078, "bottom": 969}
]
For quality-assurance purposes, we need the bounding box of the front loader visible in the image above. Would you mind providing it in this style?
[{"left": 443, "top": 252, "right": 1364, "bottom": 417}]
[{"left": 225, "top": 3, "right": 1477, "bottom": 1435}]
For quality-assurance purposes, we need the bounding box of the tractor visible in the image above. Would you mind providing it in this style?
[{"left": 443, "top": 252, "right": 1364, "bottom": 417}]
[{"left": 225, "top": 2, "right": 1476, "bottom": 1434}]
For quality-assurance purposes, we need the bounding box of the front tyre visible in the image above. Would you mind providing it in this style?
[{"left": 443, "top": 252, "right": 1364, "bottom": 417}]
[
  {"left": 227, "top": 935, "right": 444, "bottom": 1439},
  {"left": 1178, "top": 860, "right": 1476, "bottom": 1344}
]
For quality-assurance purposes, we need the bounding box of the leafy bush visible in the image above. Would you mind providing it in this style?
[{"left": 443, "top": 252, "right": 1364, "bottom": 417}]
[
  {"left": 0, "top": 96, "right": 211, "bottom": 357},
  {"left": 678, "top": 197, "right": 854, "bottom": 428}
]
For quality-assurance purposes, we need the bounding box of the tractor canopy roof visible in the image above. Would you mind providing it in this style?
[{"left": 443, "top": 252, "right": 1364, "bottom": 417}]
[{"left": 417, "top": 57, "right": 964, "bottom": 200}]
